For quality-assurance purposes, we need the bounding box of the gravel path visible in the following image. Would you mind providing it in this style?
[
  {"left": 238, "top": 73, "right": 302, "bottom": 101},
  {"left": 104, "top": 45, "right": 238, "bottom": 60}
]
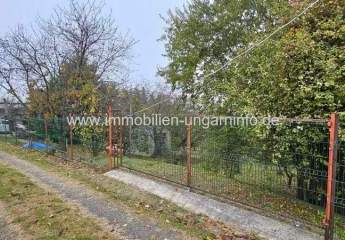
[{"left": 0, "top": 151, "right": 186, "bottom": 240}]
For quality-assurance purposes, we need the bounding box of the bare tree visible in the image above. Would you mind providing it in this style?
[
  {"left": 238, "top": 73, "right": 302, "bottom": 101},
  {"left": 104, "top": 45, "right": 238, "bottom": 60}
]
[
  {"left": 0, "top": 26, "right": 62, "bottom": 113},
  {"left": 0, "top": 0, "right": 135, "bottom": 115},
  {"left": 45, "top": 0, "right": 135, "bottom": 80}
]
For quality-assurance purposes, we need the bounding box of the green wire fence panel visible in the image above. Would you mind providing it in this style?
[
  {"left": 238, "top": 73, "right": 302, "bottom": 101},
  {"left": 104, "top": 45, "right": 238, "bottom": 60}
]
[
  {"left": 120, "top": 115, "right": 344, "bottom": 237},
  {"left": 1, "top": 113, "right": 344, "bottom": 239},
  {"left": 122, "top": 116, "right": 187, "bottom": 185},
  {"left": 191, "top": 120, "right": 332, "bottom": 220}
]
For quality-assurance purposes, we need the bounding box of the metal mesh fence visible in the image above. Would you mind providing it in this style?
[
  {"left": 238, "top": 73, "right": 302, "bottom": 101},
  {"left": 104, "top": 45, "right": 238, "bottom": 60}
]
[
  {"left": 335, "top": 137, "right": 345, "bottom": 239},
  {"left": 0, "top": 113, "right": 344, "bottom": 239},
  {"left": 122, "top": 116, "right": 187, "bottom": 185},
  {"left": 120, "top": 115, "right": 345, "bottom": 238},
  {"left": 0, "top": 115, "right": 108, "bottom": 169},
  {"left": 71, "top": 123, "right": 107, "bottom": 168},
  {"left": 190, "top": 120, "right": 329, "bottom": 208}
]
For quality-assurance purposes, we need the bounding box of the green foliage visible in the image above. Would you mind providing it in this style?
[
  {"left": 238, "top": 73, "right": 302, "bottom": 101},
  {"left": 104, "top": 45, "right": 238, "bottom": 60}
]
[
  {"left": 58, "top": 59, "right": 105, "bottom": 157},
  {"left": 161, "top": 0, "right": 345, "bottom": 208},
  {"left": 159, "top": 0, "right": 291, "bottom": 110},
  {"left": 75, "top": 126, "right": 106, "bottom": 157},
  {"left": 194, "top": 124, "right": 260, "bottom": 177},
  {"left": 263, "top": 0, "right": 345, "bottom": 203},
  {"left": 130, "top": 126, "right": 151, "bottom": 155},
  {"left": 161, "top": 0, "right": 345, "bottom": 116},
  {"left": 280, "top": 0, "right": 345, "bottom": 115}
]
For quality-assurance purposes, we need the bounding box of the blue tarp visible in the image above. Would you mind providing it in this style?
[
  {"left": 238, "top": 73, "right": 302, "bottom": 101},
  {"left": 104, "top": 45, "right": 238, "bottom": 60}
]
[{"left": 22, "top": 142, "right": 54, "bottom": 152}]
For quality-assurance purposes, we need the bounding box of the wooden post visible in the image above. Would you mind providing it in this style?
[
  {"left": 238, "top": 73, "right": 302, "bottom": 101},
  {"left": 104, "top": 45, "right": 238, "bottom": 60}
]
[
  {"left": 324, "top": 112, "right": 339, "bottom": 240},
  {"left": 186, "top": 116, "right": 192, "bottom": 186},
  {"left": 107, "top": 104, "right": 113, "bottom": 170}
]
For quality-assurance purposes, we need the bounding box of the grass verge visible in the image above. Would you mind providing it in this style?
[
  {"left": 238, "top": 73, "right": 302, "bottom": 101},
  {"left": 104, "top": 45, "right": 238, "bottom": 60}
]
[
  {"left": 0, "top": 162, "right": 116, "bottom": 240},
  {"left": 0, "top": 140, "right": 261, "bottom": 240}
]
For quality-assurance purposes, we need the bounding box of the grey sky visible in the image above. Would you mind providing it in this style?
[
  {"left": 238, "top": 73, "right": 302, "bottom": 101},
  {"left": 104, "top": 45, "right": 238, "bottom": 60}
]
[{"left": 0, "top": 0, "right": 187, "bottom": 87}]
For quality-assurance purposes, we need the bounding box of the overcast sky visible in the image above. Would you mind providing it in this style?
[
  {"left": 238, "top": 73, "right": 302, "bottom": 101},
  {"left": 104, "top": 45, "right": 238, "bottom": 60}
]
[{"left": 0, "top": 0, "right": 187, "bottom": 88}]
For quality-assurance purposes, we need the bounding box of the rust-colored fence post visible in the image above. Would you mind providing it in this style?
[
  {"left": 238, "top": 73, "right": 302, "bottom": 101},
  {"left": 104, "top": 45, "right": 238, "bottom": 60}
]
[
  {"left": 113, "top": 109, "right": 120, "bottom": 169},
  {"left": 107, "top": 104, "right": 113, "bottom": 170},
  {"left": 324, "top": 112, "right": 339, "bottom": 240},
  {"left": 186, "top": 116, "right": 192, "bottom": 186}
]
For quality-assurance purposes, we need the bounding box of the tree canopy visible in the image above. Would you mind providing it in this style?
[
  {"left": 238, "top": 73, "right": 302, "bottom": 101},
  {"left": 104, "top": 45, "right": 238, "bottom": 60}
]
[{"left": 160, "top": 0, "right": 345, "bottom": 118}]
